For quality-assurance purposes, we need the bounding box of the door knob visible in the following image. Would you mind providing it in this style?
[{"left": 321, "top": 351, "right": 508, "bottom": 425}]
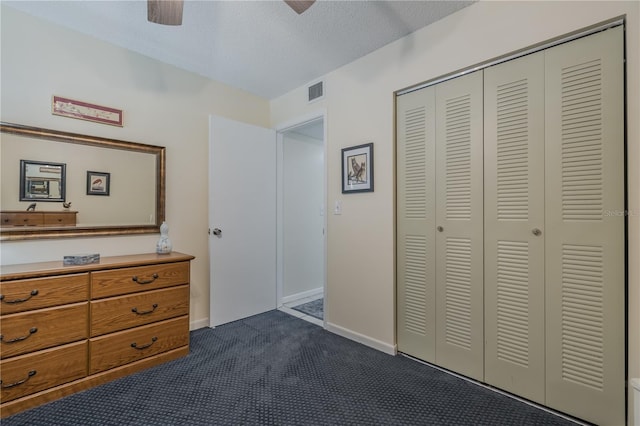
[
  {"left": 532, "top": 228, "right": 542, "bottom": 236},
  {"left": 212, "top": 228, "right": 222, "bottom": 236}
]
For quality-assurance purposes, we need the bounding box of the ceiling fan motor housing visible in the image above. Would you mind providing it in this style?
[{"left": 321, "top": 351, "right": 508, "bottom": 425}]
[{"left": 148, "top": 0, "right": 184, "bottom": 26}]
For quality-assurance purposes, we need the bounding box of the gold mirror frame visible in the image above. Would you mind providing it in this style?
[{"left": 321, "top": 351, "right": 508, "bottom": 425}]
[{"left": 0, "top": 122, "right": 165, "bottom": 241}]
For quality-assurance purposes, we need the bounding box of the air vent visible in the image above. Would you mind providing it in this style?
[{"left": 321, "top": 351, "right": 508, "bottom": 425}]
[{"left": 308, "top": 81, "right": 324, "bottom": 103}]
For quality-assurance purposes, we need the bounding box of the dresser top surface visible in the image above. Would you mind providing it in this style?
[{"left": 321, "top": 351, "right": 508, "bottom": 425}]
[
  {"left": 1, "top": 211, "right": 78, "bottom": 214},
  {"left": 0, "top": 252, "right": 194, "bottom": 281}
]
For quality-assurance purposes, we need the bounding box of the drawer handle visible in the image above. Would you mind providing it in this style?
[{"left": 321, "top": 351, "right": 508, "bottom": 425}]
[
  {"left": 1, "top": 370, "right": 37, "bottom": 389},
  {"left": 131, "top": 336, "right": 158, "bottom": 350},
  {"left": 132, "top": 274, "right": 159, "bottom": 285},
  {"left": 0, "top": 327, "right": 38, "bottom": 344},
  {"left": 0, "top": 289, "right": 39, "bottom": 304},
  {"left": 132, "top": 304, "right": 159, "bottom": 315}
]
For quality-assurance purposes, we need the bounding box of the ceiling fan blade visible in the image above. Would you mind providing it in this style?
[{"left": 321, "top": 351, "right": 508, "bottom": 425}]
[
  {"left": 284, "top": 0, "right": 315, "bottom": 15},
  {"left": 148, "top": 0, "right": 184, "bottom": 26}
]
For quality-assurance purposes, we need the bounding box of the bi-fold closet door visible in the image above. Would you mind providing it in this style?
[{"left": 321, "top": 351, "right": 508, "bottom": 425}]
[
  {"left": 396, "top": 70, "right": 484, "bottom": 381},
  {"left": 397, "top": 26, "right": 624, "bottom": 426},
  {"left": 483, "top": 50, "right": 546, "bottom": 404},
  {"left": 542, "top": 27, "right": 624, "bottom": 425},
  {"left": 484, "top": 26, "right": 624, "bottom": 425},
  {"left": 434, "top": 71, "right": 485, "bottom": 381}
]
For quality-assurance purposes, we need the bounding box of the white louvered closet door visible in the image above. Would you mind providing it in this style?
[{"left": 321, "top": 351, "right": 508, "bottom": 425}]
[
  {"left": 544, "top": 27, "right": 625, "bottom": 426},
  {"left": 434, "top": 70, "right": 484, "bottom": 381},
  {"left": 483, "top": 52, "right": 546, "bottom": 404},
  {"left": 396, "top": 86, "right": 436, "bottom": 362}
]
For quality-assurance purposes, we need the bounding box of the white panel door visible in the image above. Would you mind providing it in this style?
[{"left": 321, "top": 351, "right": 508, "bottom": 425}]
[
  {"left": 483, "top": 51, "right": 546, "bottom": 403},
  {"left": 209, "top": 115, "right": 276, "bottom": 326},
  {"left": 434, "top": 70, "right": 484, "bottom": 381},
  {"left": 544, "top": 27, "right": 625, "bottom": 426}
]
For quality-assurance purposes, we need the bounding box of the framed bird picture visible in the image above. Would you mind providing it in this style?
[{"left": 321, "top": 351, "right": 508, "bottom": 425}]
[
  {"left": 86, "top": 171, "right": 110, "bottom": 196},
  {"left": 342, "top": 143, "right": 373, "bottom": 193}
]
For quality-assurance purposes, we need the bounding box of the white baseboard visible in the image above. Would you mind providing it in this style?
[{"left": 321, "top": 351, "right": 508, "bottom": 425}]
[
  {"left": 325, "top": 322, "right": 397, "bottom": 355},
  {"left": 632, "top": 378, "right": 640, "bottom": 426},
  {"left": 281, "top": 287, "right": 323, "bottom": 304},
  {"left": 190, "top": 317, "right": 210, "bottom": 331}
]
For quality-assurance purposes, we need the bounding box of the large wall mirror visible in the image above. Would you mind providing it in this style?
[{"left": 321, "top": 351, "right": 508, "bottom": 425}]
[{"left": 0, "top": 123, "right": 165, "bottom": 240}]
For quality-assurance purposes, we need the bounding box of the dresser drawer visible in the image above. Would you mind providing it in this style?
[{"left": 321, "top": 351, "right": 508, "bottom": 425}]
[
  {"left": 1, "top": 303, "right": 88, "bottom": 359},
  {"left": 42, "top": 212, "right": 76, "bottom": 226},
  {"left": 0, "top": 341, "right": 87, "bottom": 403},
  {"left": 0, "top": 274, "right": 89, "bottom": 315},
  {"left": 91, "top": 261, "right": 190, "bottom": 299},
  {"left": 90, "top": 285, "right": 189, "bottom": 337},
  {"left": 89, "top": 316, "right": 188, "bottom": 374},
  {"left": 1, "top": 212, "right": 43, "bottom": 227}
]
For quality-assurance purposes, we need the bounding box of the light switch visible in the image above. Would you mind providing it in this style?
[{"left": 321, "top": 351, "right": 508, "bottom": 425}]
[{"left": 334, "top": 200, "right": 342, "bottom": 215}]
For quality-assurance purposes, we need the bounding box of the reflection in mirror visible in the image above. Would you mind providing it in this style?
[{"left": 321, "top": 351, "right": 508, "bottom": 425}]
[
  {"left": 0, "top": 123, "right": 165, "bottom": 241},
  {"left": 20, "top": 160, "right": 66, "bottom": 202}
]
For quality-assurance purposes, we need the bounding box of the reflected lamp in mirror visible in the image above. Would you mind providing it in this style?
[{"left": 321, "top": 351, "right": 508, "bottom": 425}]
[{"left": 20, "top": 160, "right": 66, "bottom": 202}]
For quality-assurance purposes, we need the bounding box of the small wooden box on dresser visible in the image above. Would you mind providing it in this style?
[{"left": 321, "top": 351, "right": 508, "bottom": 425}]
[{"left": 0, "top": 252, "right": 194, "bottom": 418}]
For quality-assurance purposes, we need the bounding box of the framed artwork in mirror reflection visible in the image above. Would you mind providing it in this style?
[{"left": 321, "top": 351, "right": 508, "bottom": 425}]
[
  {"left": 20, "top": 159, "right": 66, "bottom": 202},
  {"left": 86, "top": 171, "right": 110, "bottom": 196}
]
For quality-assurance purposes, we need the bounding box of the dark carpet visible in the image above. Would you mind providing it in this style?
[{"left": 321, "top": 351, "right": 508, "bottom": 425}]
[
  {"left": 291, "top": 298, "right": 324, "bottom": 320},
  {"left": 3, "top": 310, "right": 580, "bottom": 426}
]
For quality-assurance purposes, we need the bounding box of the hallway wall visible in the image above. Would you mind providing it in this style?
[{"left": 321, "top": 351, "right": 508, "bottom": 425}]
[{"left": 282, "top": 132, "right": 324, "bottom": 299}]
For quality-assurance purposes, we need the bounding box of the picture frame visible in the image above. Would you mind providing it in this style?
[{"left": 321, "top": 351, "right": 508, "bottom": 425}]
[
  {"left": 52, "top": 95, "right": 123, "bottom": 127},
  {"left": 19, "top": 159, "right": 66, "bottom": 202},
  {"left": 86, "top": 171, "right": 110, "bottom": 196},
  {"left": 342, "top": 142, "right": 374, "bottom": 193}
]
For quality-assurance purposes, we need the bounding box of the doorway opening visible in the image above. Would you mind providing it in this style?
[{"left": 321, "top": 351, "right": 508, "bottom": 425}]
[{"left": 276, "top": 115, "right": 326, "bottom": 327}]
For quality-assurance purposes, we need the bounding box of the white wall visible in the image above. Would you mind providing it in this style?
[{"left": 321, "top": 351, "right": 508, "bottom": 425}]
[
  {"left": 282, "top": 132, "right": 324, "bottom": 298},
  {"left": 271, "top": 0, "right": 639, "bottom": 422},
  {"left": 0, "top": 6, "right": 271, "bottom": 329}
]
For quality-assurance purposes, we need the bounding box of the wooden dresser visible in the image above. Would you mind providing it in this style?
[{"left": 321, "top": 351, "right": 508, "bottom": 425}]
[
  {"left": 0, "top": 252, "right": 194, "bottom": 418},
  {"left": 1, "top": 211, "right": 78, "bottom": 227}
]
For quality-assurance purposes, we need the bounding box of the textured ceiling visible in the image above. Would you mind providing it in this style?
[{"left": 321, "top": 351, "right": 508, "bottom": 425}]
[{"left": 3, "top": 0, "right": 475, "bottom": 100}]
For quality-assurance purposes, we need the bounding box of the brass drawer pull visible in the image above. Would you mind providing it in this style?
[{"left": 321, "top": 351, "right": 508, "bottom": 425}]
[
  {"left": 131, "top": 274, "right": 159, "bottom": 285},
  {"left": 132, "top": 304, "right": 159, "bottom": 315},
  {"left": 131, "top": 336, "right": 158, "bottom": 350},
  {"left": 0, "top": 327, "right": 38, "bottom": 344},
  {"left": 1, "top": 370, "right": 36, "bottom": 389},
  {"left": 0, "top": 289, "right": 39, "bottom": 304}
]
